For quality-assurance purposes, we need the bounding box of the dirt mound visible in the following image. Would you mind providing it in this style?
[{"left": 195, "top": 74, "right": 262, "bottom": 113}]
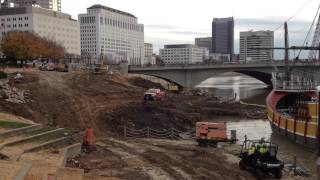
[
  {"left": 0, "top": 70, "right": 265, "bottom": 137},
  {"left": 128, "top": 77, "right": 164, "bottom": 90}
]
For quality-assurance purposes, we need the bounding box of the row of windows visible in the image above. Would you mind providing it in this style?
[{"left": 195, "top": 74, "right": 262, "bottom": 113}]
[
  {"left": 3, "top": 23, "right": 29, "bottom": 28},
  {"left": 98, "top": 17, "right": 143, "bottom": 32},
  {"left": 80, "top": 33, "right": 96, "bottom": 37},
  {"left": 80, "top": 16, "right": 96, "bottom": 24},
  {"left": 2, "top": 17, "right": 29, "bottom": 22}
]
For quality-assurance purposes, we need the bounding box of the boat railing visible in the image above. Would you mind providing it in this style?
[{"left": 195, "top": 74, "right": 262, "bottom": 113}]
[{"left": 272, "top": 72, "right": 319, "bottom": 91}]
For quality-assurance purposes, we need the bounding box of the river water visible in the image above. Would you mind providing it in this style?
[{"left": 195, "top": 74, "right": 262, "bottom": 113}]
[{"left": 198, "top": 73, "right": 317, "bottom": 179}]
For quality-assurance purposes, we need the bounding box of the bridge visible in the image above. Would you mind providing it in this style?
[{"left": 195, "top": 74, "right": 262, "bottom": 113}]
[{"left": 128, "top": 62, "right": 320, "bottom": 88}]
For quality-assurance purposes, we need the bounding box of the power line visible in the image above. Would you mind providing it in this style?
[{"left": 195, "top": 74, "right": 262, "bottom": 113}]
[
  {"left": 296, "top": 2, "right": 320, "bottom": 58},
  {"left": 273, "top": 0, "right": 314, "bottom": 32}
]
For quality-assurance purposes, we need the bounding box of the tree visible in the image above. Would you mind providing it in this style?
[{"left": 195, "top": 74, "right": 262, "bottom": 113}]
[{"left": 0, "top": 31, "right": 65, "bottom": 65}]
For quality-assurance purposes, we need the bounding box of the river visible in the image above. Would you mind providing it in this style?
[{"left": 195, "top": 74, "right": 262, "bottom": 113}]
[
  {"left": 198, "top": 73, "right": 317, "bottom": 179},
  {"left": 197, "top": 72, "right": 269, "bottom": 105}
]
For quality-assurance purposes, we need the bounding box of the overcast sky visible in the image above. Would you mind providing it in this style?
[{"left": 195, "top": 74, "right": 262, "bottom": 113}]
[{"left": 62, "top": 0, "right": 319, "bottom": 57}]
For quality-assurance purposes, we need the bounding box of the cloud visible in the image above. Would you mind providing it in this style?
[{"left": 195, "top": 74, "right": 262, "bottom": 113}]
[
  {"left": 167, "top": 31, "right": 210, "bottom": 37},
  {"left": 145, "top": 24, "right": 178, "bottom": 30}
]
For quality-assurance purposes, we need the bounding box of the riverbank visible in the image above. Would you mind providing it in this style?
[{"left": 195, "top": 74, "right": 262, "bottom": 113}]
[
  {"left": 0, "top": 70, "right": 266, "bottom": 136},
  {"left": 0, "top": 69, "right": 312, "bottom": 179}
]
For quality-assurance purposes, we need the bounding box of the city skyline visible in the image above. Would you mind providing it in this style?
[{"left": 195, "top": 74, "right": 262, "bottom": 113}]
[{"left": 64, "top": 0, "right": 318, "bottom": 57}]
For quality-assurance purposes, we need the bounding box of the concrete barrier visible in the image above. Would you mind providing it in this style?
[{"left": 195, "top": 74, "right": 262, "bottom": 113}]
[{"left": 59, "top": 143, "right": 82, "bottom": 167}]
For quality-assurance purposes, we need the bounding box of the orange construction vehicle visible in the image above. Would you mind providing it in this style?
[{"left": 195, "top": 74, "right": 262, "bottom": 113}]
[{"left": 196, "top": 122, "right": 236, "bottom": 147}]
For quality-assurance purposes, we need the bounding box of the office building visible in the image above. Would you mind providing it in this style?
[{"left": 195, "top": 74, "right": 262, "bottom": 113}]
[
  {"left": 0, "top": 6, "right": 80, "bottom": 55},
  {"left": 159, "top": 44, "right": 204, "bottom": 64},
  {"left": 195, "top": 37, "right": 212, "bottom": 51},
  {"left": 240, "top": 30, "right": 274, "bottom": 62},
  {"left": 144, "top": 43, "right": 155, "bottom": 65},
  {"left": 1, "top": 0, "right": 61, "bottom": 11},
  {"left": 79, "top": 4, "right": 145, "bottom": 65},
  {"left": 212, "top": 17, "right": 234, "bottom": 55}
]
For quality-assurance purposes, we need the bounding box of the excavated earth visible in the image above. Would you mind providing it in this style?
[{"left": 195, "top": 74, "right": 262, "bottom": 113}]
[
  {"left": 0, "top": 70, "right": 274, "bottom": 180},
  {"left": 0, "top": 70, "right": 266, "bottom": 137}
]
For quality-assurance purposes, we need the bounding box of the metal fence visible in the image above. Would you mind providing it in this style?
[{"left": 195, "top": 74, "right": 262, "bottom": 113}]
[{"left": 123, "top": 126, "right": 183, "bottom": 140}]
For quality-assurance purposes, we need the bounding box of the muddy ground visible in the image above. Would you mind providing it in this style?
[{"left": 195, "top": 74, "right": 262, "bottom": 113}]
[
  {"left": 0, "top": 70, "right": 265, "bottom": 136},
  {"left": 67, "top": 138, "right": 255, "bottom": 180},
  {"left": 0, "top": 70, "right": 310, "bottom": 179}
]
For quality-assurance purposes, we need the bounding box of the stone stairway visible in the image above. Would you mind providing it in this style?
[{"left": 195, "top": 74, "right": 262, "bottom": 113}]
[{"left": 0, "top": 124, "right": 120, "bottom": 179}]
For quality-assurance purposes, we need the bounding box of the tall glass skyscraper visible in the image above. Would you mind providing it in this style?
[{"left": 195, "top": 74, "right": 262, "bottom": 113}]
[{"left": 212, "top": 17, "right": 234, "bottom": 55}]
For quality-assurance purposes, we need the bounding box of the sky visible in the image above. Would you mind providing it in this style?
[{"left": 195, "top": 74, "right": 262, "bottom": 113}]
[{"left": 62, "top": 0, "right": 319, "bottom": 58}]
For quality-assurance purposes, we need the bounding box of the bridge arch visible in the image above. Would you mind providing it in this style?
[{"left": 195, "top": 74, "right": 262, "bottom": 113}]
[
  {"left": 129, "top": 66, "right": 274, "bottom": 88},
  {"left": 233, "top": 70, "right": 272, "bottom": 85},
  {"left": 147, "top": 75, "right": 184, "bottom": 89}
]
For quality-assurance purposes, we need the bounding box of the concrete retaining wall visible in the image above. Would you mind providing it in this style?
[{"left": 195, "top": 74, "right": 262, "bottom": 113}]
[{"left": 59, "top": 143, "right": 82, "bottom": 167}]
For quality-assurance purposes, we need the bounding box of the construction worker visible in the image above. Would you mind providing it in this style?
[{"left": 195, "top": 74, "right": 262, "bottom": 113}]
[
  {"left": 248, "top": 144, "right": 256, "bottom": 156},
  {"left": 259, "top": 144, "right": 268, "bottom": 155}
]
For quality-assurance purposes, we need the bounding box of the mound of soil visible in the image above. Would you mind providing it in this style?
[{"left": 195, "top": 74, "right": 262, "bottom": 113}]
[{"left": 0, "top": 70, "right": 266, "bottom": 137}]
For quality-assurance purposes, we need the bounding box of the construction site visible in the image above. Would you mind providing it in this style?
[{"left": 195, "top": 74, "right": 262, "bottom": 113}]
[{"left": 0, "top": 68, "right": 307, "bottom": 179}]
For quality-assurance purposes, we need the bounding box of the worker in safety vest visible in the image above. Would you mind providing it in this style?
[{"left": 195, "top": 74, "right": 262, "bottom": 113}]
[
  {"left": 259, "top": 144, "right": 268, "bottom": 154},
  {"left": 248, "top": 145, "right": 256, "bottom": 155}
]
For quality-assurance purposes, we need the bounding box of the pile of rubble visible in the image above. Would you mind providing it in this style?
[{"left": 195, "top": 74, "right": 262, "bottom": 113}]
[{"left": 0, "top": 74, "right": 30, "bottom": 104}]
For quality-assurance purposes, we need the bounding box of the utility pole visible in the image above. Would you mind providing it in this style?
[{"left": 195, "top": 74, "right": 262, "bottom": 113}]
[{"left": 284, "top": 22, "right": 290, "bottom": 86}]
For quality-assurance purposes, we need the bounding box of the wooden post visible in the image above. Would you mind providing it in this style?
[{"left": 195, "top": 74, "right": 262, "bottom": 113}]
[
  {"left": 147, "top": 127, "right": 150, "bottom": 138},
  {"left": 317, "top": 157, "right": 320, "bottom": 179},
  {"left": 171, "top": 128, "right": 174, "bottom": 140},
  {"left": 124, "top": 126, "right": 127, "bottom": 138},
  {"left": 293, "top": 156, "right": 297, "bottom": 176}
]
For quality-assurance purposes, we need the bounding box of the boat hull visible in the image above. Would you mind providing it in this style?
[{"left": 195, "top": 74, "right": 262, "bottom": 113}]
[
  {"left": 266, "top": 90, "right": 318, "bottom": 151},
  {"left": 269, "top": 120, "right": 317, "bottom": 150}
]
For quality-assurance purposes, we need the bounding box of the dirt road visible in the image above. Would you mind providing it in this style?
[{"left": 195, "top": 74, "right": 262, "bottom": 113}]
[{"left": 68, "top": 138, "right": 254, "bottom": 180}]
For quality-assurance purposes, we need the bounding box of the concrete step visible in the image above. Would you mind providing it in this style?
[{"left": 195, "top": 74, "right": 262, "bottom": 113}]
[
  {"left": 0, "top": 160, "right": 32, "bottom": 180},
  {"left": 56, "top": 167, "right": 84, "bottom": 180}
]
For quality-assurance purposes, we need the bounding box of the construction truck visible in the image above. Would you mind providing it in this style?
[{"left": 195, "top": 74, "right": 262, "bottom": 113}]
[
  {"left": 144, "top": 88, "right": 165, "bottom": 101},
  {"left": 196, "top": 122, "right": 236, "bottom": 147},
  {"left": 57, "top": 63, "right": 69, "bottom": 72},
  {"left": 167, "top": 83, "right": 179, "bottom": 93}
]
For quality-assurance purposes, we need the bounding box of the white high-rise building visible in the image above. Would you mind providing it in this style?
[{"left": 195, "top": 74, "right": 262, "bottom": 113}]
[
  {"left": 79, "top": 4, "right": 145, "bottom": 65},
  {"left": 2, "top": 0, "right": 61, "bottom": 11},
  {"left": 0, "top": 6, "right": 80, "bottom": 55},
  {"left": 240, "top": 30, "right": 274, "bottom": 62},
  {"left": 144, "top": 43, "right": 155, "bottom": 65},
  {"left": 160, "top": 44, "right": 204, "bottom": 64}
]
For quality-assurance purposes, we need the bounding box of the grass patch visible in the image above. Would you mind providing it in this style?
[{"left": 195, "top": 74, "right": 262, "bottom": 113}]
[
  {"left": 0, "top": 121, "right": 30, "bottom": 129},
  {"left": 24, "top": 127, "right": 56, "bottom": 136}
]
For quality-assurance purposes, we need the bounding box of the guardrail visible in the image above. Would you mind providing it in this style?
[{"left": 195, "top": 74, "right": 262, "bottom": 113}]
[
  {"left": 129, "top": 60, "right": 320, "bottom": 69},
  {"left": 123, "top": 126, "right": 183, "bottom": 140}
]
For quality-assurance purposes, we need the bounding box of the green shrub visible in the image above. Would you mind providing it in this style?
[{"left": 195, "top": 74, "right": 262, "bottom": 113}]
[{"left": 0, "top": 71, "right": 7, "bottom": 79}]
